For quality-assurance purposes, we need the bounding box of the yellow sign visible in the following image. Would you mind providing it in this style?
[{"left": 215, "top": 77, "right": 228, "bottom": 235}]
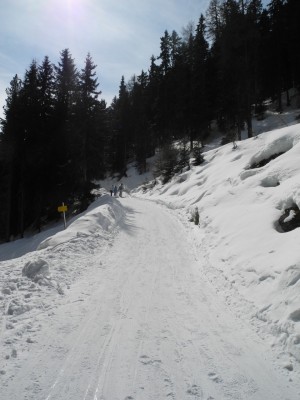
[{"left": 58, "top": 205, "right": 68, "bottom": 213}]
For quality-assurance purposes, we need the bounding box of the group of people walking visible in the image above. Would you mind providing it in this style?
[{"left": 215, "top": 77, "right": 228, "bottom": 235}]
[{"left": 110, "top": 183, "right": 124, "bottom": 198}]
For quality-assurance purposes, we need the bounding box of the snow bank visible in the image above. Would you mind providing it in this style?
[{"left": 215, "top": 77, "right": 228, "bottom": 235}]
[
  {"left": 38, "top": 195, "right": 125, "bottom": 249},
  {"left": 135, "top": 124, "right": 300, "bottom": 366},
  {"left": 0, "top": 195, "right": 126, "bottom": 377}
]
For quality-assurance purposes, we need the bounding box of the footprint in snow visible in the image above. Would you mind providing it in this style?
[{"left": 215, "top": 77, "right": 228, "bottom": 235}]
[
  {"left": 139, "top": 355, "right": 162, "bottom": 365},
  {"left": 187, "top": 384, "right": 203, "bottom": 397},
  {"left": 208, "top": 372, "right": 222, "bottom": 383}
]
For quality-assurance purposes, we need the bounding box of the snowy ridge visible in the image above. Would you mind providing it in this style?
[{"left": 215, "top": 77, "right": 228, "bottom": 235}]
[
  {"left": 134, "top": 124, "right": 300, "bottom": 369},
  {"left": 38, "top": 195, "right": 125, "bottom": 250}
]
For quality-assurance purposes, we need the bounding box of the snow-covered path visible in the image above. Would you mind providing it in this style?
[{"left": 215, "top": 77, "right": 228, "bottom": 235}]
[{"left": 1, "top": 197, "right": 298, "bottom": 399}]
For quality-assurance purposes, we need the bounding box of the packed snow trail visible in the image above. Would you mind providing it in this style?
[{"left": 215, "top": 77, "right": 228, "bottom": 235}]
[{"left": 1, "top": 197, "right": 297, "bottom": 399}]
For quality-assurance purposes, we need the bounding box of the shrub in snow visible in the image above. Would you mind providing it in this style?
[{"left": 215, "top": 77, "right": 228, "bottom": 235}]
[
  {"left": 190, "top": 207, "right": 200, "bottom": 225},
  {"left": 141, "top": 179, "right": 157, "bottom": 193},
  {"left": 278, "top": 205, "right": 300, "bottom": 232},
  {"left": 154, "top": 145, "right": 179, "bottom": 184},
  {"left": 192, "top": 146, "right": 204, "bottom": 166},
  {"left": 175, "top": 142, "right": 190, "bottom": 172},
  {"left": 22, "top": 258, "right": 50, "bottom": 282}
]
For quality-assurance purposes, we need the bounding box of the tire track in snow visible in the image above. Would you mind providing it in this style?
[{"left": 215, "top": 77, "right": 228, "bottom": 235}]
[
  {"left": 89, "top": 270, "right": 138, "bottom": 399},
  {"left": 130, "top": 243, "right": 161, "bottom": 397},
  {"left": 90, "top": 207, "right": 163, "bottom": 399},
  {"left": 44, "top": 295, "right": 106, "bottom": 400}
]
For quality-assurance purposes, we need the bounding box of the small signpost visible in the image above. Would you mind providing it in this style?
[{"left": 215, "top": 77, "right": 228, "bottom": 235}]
[{"left": 57, "top": 202, "right": 68, "bottom": 229}]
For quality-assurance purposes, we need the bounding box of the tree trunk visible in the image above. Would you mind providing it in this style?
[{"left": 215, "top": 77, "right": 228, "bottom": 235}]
[
  {"left": 189, "top": 128, "right": 193, "bottom": 152},
  {"left": 286, "top": 89, "right": 290, "bottom": 107},
  {"left": 246, "top": 112, "right": 253, "bottom": 138},
  {"left": 277, "top": 85, "right": 282, "bottom": 113},
  {"left": 5, "top": 166, "right": 13, "bottom": 242}
]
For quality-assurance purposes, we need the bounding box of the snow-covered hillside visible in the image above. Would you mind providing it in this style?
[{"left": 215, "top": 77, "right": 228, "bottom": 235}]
[
  {"left": 0, "top": 109, "right": 300, "bottom": 399},
  {"left": 136, "top": 123, "right": 300, "bottom": 369}
]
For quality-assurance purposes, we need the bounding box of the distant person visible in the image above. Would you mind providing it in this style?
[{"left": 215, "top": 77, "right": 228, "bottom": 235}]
[
  {"left": 119, "top": 183, "right": 124, "bottom": 197},
  {"left": 110, "top": 185, "right": 114, "bottom": 196},
  {"left": 113, "top": 185, "right": 118, "bottom": 197}
]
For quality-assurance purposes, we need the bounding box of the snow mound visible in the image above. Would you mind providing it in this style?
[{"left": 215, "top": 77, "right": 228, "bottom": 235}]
[
  {"left": 0, "top": 194, "right": 127, "bottom": 379},
  {"left": 22, "top": 258, "right": 50, "bottom": 281},
  {"left": 38, "top": 195, "right": 125, "bottom": 250}
]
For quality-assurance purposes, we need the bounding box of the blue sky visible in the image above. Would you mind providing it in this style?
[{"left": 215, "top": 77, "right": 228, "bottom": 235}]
[{"left": 0, "top": 0, "right": 212, "bottom": 116}]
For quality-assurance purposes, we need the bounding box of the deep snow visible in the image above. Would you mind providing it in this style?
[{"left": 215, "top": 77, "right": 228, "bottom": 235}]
[{"left": 1, "top": 107, "right": 300, "bottom": 399}]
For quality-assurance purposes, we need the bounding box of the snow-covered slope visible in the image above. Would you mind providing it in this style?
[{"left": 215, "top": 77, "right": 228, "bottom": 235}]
[{"left": 135, "top": 123, "right": 300, "bottom": 371}]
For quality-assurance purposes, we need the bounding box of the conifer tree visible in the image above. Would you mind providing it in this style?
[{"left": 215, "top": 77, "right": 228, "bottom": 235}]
[
  {"left": 77, "top": 53, "right": 102, "bottom": 184},
  {"left": 109, "top": 76, "right": 131, "bottom": 176},
  {"left": 76, "top": 52, "right": 107, "bottom": 204},
  {"left": 1, "top": 75, "right": 24, "bottom": 238},
  {"left": 286, "top": 0, "right": 300, "bottom": 92},
  {"left": 130, "top": 70, "right": 151, "bottom": 173},
  {"left": 36, "top": 56, "right": 57, "bottom": 228},
  {"left": 191, "top": 14, "right": 210, "bottom": 144},
  {"left": 53, "top": 48, "right": 79, "bottom": 201},
  {"left": 19, "top": 60, "right": 43, "bottom": 232},
  {"left": 267, "top": 0, "right": 290, "bottom": 111}
]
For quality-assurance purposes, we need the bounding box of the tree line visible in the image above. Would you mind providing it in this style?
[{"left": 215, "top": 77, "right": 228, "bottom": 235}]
[
  {"left": 112, "top": 0, "right": 300, "bottom": 169},
  {"left": 0, "top": 49, "right": 109, "bottom": 241},
  {"left": 0, "top": 0, "right": 299, "bottom": 241}
]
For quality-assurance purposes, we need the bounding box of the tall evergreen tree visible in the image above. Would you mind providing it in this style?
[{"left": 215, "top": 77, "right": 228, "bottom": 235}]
[
  {"left": 191, "top": 14, "right": 210, "bottom": 145},
  {"left": 20, "top": 60, "right": 43, "bottom": 232},
  {"left": 206, "top": 0, "right": 223, "bottom": 41},
  {"left": 53, "top": 48, "right": 79, "bottom": 201},
  {"left": 109, "top": 76, "right": 131, "bottom": 176},
  {"left": 285, "top": 0, "right": 300, "bottom": 92},
  {"left": 77, "top": 53, "right": 101, "bottom": 182},
  {"left": 77, "top": 53, "right": 107, "bottom": 190},
  {"left": 32, "top": 56, "right": 57, "bottom": 230},
  {"left": 130, "top": 70, "right": 151, "bottom": 173},
  {"left": 1, "top": 75, "right": 24, "bottom": 238},
  {"left": 267, "top": 0, "right": 288, "bottom": 111}
]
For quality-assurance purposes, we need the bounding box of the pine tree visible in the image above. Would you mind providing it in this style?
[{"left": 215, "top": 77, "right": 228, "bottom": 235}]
[
  {"left": 147, "top": 55, "right": 161, "bottom": 146},
  {"left": 286, "top": 0, "right": 300, "bottom": 93},
  {"left": 0, "top": 141, "right": 11, "bottom": 241},
  {"left": 191, "top": 14, "right": 210, "bottom": 145},
  {"left": 267, "top": 0, "right": 288, "bottom": 111},
  {"left": 206, "top": 0, "right": 223, "bottom": 41},
  {"left": 36, "top": 56, "right": 56, "bottom": 230},
  {"left": 1, "top": 75, "right": 24, "bottom": 238},
  {"left": 20, "top": 60, "right": 43, "bottom": 232},
  {"left": 159, "top": 30, "right": 172, "bottom": 75},
  {"left": 53, "top": 48, "right": 79, "bottom": 201},
  {"left": 75, "top": 52, "right": 107, "bottom": 208},
  {"left": 109, "top": 76, "right": 131, "bottom": 176},
  {"left": 130, "top": 70, "right": 151, "bottom": 173},
  {"left": 77, "top": 53, "right": 102, "bottom": 184}
]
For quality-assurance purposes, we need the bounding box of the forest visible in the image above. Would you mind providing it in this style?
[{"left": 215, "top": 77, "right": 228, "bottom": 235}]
[{"left": 0, "top": 0, "right": 299, "bottom": 241}]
